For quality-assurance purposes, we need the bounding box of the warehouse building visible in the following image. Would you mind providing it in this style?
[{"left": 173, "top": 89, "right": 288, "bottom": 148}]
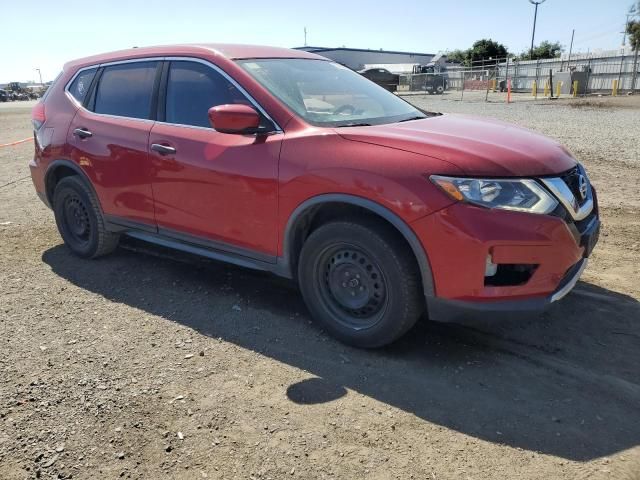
[{"left": 295, "top": 46, "right": 435, "bottom": 71}]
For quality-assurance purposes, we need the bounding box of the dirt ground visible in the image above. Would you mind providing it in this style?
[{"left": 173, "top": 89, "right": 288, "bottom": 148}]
[{"left": 1, "top": 99, "right": 639, "bottom": 480}]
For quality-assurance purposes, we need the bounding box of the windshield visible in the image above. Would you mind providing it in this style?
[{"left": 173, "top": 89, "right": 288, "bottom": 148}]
[{"left": 237, "top": 58, "right": 427, "bottom": 127}]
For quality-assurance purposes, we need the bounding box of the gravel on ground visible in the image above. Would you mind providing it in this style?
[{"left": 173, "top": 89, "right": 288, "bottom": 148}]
[{"left": 1, "top": 99, "right": 639, "bottom": 480}]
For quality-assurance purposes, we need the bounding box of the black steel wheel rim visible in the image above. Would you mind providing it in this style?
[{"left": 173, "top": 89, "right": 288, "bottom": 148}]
[
  {"left": 62, "top": 193, "right": 91, "bottom": 245},
  {"left": 316, "top": 244, "right": 388, "bottom": 330}
]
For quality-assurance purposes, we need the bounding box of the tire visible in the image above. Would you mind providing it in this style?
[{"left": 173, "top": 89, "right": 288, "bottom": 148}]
[
  {"left": 53, "top": 176, "right": 119, "bottom": 258},
  {"left": 298, "top": 220, "right": 423, "bottom": 348}
]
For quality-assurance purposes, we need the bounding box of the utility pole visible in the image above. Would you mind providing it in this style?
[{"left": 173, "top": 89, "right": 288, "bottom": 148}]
[
  {"left": 567, "top": 29, "right": 575, "bottom": 69},
  {"left": 529, "top": 0, "right": 547, "bottom": 59},
  {"left": 304, "top": 27, "right": 307, "bottom": 47}
]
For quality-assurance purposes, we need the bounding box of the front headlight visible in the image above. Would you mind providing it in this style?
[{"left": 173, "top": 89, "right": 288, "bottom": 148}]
[{"left": 430, "top": 175, "right": 558, "bottom": 215}]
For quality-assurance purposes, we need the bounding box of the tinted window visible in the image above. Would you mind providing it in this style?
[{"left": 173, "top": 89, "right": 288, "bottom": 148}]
[
  {"left": 94, "top": 62, "right": 158, "bottom": 119},
  {"left": 165, "top": 61, "right": 249, "bottom": 128},
  {"left": 68, "top": 68, "right": 97, "bottom": 103}
]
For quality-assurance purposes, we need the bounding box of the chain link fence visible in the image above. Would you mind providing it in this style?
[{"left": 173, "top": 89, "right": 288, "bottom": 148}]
[{"left": 398, "top": 51, "right": 640, "bottom": 102}]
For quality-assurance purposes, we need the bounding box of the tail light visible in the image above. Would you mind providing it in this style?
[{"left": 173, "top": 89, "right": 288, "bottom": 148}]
[{"left": 32, "top": 102, "right": 46, "bottom": 130}]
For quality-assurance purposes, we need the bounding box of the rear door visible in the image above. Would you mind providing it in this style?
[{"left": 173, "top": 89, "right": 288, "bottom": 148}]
[
  {"left": 148, "top": 59, "right": 281, "bottom": 258},
  {"left": 67, "top": 60, "right": 160, "bottom": 228}
]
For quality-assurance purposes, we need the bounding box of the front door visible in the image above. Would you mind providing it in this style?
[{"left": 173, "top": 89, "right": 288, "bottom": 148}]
[{"left": 148, "top": 60, "right": 281, "bottom": 259}]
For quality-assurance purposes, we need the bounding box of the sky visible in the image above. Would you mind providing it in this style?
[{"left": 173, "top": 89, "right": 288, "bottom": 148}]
[{"left": 0, "top": 0, "right": 635, "bottom": 83}]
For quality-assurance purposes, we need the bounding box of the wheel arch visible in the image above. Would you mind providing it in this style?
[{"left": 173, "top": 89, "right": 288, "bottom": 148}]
[
  {"left": 44, "top": 159, "right": 101, "bottom": 211},
  {"left": 280, "top": 194, "right": 435, "bottom": 299}
]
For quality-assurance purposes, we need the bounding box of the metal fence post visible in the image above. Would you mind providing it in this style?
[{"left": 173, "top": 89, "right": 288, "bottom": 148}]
[
  {"left": 505, "top": 57, "right": 510, "bottom": 98},
  {"left": 535, "top": 59, "right": 540, "bottom": 99},
  {"left": 632, "top": 48, "right": 639, "bottom": 94},
  {"left": 485, "top": 69, "right": 490, "bottom": 102},
  {"left": 585, "top": 58, "right": 592, "bottom": 97},
  {"left": 617, "top": 50, "right": 625, "bottom": 92}
]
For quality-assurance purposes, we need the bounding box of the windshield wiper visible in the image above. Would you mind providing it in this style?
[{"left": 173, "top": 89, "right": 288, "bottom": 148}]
[
  {"left": 398, "top": 116, "right": 427, "bottom": 123},
  {"left": 335, "top": 122, "right": 372, "bottom": 128}
]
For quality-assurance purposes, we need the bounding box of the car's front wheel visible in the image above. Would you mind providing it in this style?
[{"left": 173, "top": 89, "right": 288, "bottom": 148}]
[
  {"left": 298, "top": 220, "right": 423, "bottom": 348},
  {"left": 53, "top": 176, "right": 119, "bottom": 258}
]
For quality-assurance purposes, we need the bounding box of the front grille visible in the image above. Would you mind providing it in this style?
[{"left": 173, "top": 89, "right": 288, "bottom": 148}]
[{"left": 560, "top": 166, "right": 587, "bottom": 207}]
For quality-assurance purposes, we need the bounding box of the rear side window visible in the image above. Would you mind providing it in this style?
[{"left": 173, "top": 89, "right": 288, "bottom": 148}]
[
  {"left": 165, "top": 61, "right": 249, "bottom": 128},
  {"left": 94, "top": 62, "right": 158, "bottom": 119},
  {"left": 68, "top": 68, "right": 97, "bottom": 104}
]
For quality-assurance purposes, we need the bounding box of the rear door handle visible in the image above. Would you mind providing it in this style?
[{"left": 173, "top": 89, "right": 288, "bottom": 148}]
[
  {"left": 73, "top": 128, "right": 93, "bottom": 139},
  {"left": 151, "top": 143, "right": 176, "bottom": 155}
]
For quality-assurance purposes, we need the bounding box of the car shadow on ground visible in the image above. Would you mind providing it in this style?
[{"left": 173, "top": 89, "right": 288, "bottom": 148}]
[{"left": 42, "top": 240, "right": 640, "bottom": 462}]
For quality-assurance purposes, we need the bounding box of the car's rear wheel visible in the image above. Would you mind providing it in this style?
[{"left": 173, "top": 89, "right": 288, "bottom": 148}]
[
  {"left": 298, "top": 220, "right": 423, "bottom": 348},
  {"left": 53, "top": 176, "right": 119, "bottom": 258}
]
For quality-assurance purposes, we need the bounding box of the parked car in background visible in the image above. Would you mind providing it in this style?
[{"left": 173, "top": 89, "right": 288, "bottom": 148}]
[
  {"left": 30, "top": 44, "right": 599, "bottom": 348},
  {"left": 358, "top": 68, "right": 399, "bottom": 92},
  {"left": 0, "top": 89, "right": 9, "bottom": 102}
]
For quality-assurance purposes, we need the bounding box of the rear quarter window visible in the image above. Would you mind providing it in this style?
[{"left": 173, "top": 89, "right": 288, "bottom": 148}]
[
  {"left": 68, "top": 68, "right": 97, "bottom": 104},
  {"left": 93, "top": 62, "right": 159, "bottom": 120}
]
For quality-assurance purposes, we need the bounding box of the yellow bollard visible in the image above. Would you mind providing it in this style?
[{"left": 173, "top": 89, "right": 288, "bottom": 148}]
[
  {"left": 491, "top": 79, "right": 497, "bottom": 92},
  {"left": 532, "top": 80, "right": 537, "bottom": 97},
  {"left": 543, "top": 81, "right": 550, "bottom": 97},
  {"left": 612, "top": 79, "right": 619, "bottom": 96},
  {"left": 555, "top": 81, "right": 563, "bottom": 98},
  {"left": 572, "top": 80, "right": 578, "bottom": 97}
]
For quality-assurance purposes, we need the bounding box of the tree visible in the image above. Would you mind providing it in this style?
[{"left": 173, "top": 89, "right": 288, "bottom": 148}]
[
  {"left": 626, "top": 1, "right": 640, "bottom": 50},
  {"left": 520, "top": 41, "right": 563, "bottom": 60},
  {"left": 467, "top": 39, "right": 509, "bottom": 65},
  {"left": 625, "top": 0, "right": 640, "bottom": 92},
  {"left": 628, "top": 20, "right": 640, "bottom": 51},
  {"left": 445, "top": 39, "right": 509, "bottom": 67},
  {"left": 446, "top": 49, "right": 468, "bottom": 65}
]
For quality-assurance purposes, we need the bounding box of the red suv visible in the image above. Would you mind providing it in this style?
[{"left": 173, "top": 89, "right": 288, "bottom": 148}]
[{"left": 30, "top": 44, "right": 600, "bottom": 347}]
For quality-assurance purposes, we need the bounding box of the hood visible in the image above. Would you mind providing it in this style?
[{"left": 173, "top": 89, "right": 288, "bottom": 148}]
[{"left": 336, "top": 114, "right": 577, "bottom": 177}]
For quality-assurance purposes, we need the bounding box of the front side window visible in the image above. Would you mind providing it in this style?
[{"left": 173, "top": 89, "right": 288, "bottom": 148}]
[
  {"left": 94, "top": 62, "right": 158, "bottom": 119},
  {"left": 165, "top": 61, "right": 249, "bottom": 128},
  {"left": 68, "top": 68, "right": 97, "bottom": 104},
  {"left": 237, "top": 58, "right": 426, "bottom": 127}
]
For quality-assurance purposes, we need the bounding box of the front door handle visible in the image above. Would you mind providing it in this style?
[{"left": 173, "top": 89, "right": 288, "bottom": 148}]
[
  {"left": 73, "top": 128, "right": 93, "bottom": 139},
  {"left": 151, "top": 143, "right": 177, "bottom": 155}
]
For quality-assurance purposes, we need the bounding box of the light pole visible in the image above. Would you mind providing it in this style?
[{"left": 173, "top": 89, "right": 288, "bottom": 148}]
[
  {"left": 529, "top": 0, "right": 547, "bottom": 59},
  {"left": 35, "top": 68, "right": 43, "bottom": 86}
]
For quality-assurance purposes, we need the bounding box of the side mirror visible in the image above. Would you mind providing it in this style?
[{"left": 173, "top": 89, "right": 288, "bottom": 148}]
[{"left": 208, "top": 104, "right": 260, "bottom": 134}]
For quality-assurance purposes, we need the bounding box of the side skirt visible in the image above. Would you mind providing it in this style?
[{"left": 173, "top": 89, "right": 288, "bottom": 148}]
[{"left": 104, "top": 216, "right": 292, "bottom": 278}]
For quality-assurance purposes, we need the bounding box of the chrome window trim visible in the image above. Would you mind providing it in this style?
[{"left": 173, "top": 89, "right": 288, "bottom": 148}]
[
  {"left": 64, "top": 64, "right": 101, "bottom": 109},
  {"left": 162, "top": 56, "right": 283, "bottom": 133},
  {"left": 64, "top": 55, "right": 282, "bottom": 133},
  {"left": 64, "top": 57, "right": 164, "bottom": 122},
  {"left": 540, "top": 164, "right": 594, "bottom": 221}
]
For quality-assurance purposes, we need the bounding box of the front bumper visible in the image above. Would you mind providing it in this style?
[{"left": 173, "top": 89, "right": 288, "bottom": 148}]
[
  {"left": 427, "top": 258, "right": 589, "bottom": 322},
  {"left": 412, "top": 200, "right": 599, "bottom": 322}
]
